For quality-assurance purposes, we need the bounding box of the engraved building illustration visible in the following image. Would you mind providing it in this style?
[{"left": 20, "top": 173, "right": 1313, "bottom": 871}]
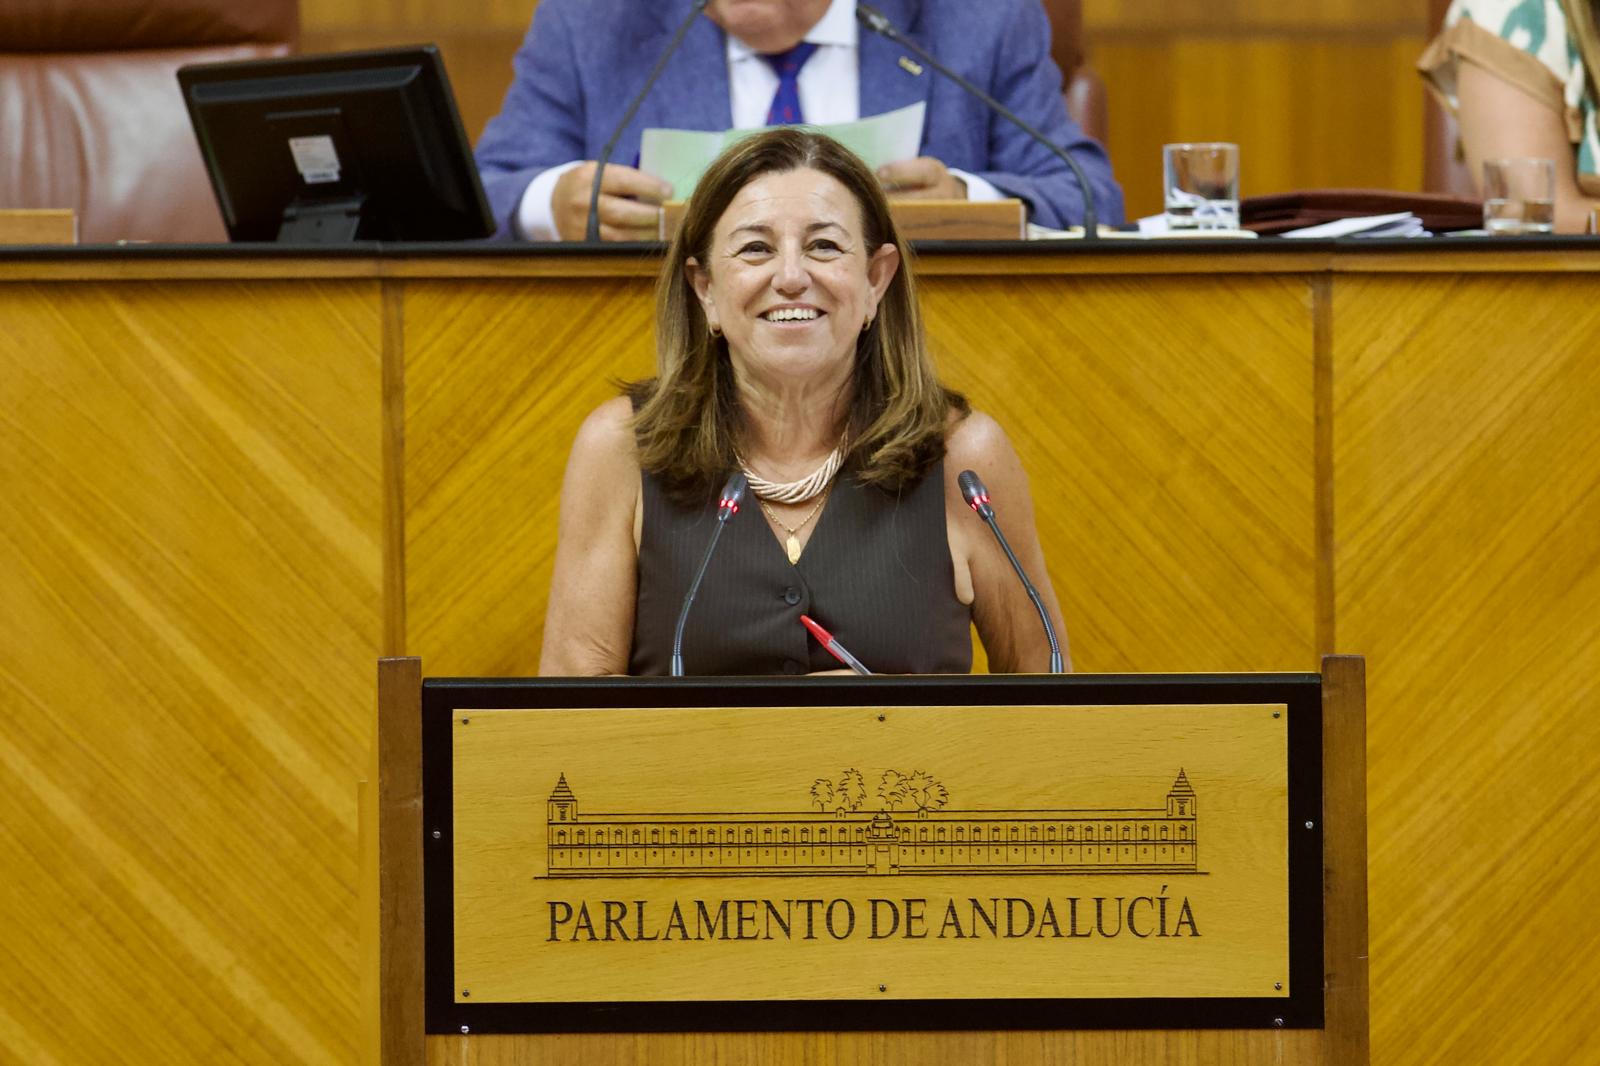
[{"left": 544, "top": 771, "right": 1198, "bottom": 877}]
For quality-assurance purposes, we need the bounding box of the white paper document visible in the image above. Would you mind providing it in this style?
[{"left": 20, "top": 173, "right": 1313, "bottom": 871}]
[
  {"left": 1279, "top": 212, "right": 1427, "bottom": 238},
  {"left": 639, "top": 103, "right": 925, "bottom": 200}
]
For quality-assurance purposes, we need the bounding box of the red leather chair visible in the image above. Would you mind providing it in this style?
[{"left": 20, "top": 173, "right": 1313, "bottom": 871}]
[
  {"left": 1040, "top": 0, "right": 1108, "bottom": 145},
  {"left": 0, "top": 0, "right": 298, "bottom": 243}
]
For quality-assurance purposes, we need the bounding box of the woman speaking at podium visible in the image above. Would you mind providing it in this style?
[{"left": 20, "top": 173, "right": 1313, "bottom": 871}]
[{"left": 539, "top": 129, "right": 1067, "bottom": 676}]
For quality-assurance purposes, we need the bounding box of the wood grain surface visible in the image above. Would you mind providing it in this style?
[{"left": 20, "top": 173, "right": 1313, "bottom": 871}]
[
  {"left": 919, "top": 272, "right": 1318, "bottom": 674},
  {"left": 1334, "top": 274, "right": 1600, "bottom": 1066},
  {"left": 1320, "top": 656, "right": 1370, "bottom": 1066},
  {"left": 0, "top": 279, "right": 385, "bottom": 1064},
  {"left": 4, "top": 246, "right": 1594, "bottom": 1064},
  {"left": 423, "top": 1029, "right": 1326, "bottom": 1064},
  {"left": 402, "top": 278, "right": 656, "bottom": 677}
]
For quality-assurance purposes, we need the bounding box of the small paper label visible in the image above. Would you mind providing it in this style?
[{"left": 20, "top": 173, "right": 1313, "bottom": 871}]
[{"left": 288, "top": 135, "right": 341, "bottom": 185}]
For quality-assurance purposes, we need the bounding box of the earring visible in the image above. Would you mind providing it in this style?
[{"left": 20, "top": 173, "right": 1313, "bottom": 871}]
[
  {"left": 862, "top": 313, "right": 875, "bottom": 332},
  {"left": 709, "top": 322, "right": 723, "bottom": 338}
]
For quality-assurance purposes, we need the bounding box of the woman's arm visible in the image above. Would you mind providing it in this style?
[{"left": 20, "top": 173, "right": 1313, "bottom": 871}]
[
  {"left": 538, "top": 397, "right": 642, "bottom": 675},
  {"left": 1456, "top": 59, "right": 1600, "bottom": 232},
  {"left": 945, "top": 411, "right": 1071, "bottom": 673}
]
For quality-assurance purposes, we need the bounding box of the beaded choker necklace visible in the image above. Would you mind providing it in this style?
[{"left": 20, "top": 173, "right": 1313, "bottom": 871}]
[{"left": 738, "top": 440, "right": 845, "bottom": 504}]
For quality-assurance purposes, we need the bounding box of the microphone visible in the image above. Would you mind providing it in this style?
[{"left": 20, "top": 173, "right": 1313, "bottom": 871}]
[
  {"left": 855, "top": 2, "right": 1099, "bottom": 239},
  {"left": 671, "top": 472, "right": 748, "bottom": 676},
  {"left": 586, "top": 0, "right": 711, "bottom": 242},
  {"left": 957, "top": 469, "right": 1064, "bottom": 673}
]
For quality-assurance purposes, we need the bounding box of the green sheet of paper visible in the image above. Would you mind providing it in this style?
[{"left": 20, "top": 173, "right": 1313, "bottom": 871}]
[{"left": 638, "top": 102, "right": 926, "bottom": 200}]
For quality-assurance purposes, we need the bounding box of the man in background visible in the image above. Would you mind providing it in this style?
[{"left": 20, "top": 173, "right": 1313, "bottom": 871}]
[{"left": 475, "top": 0, "right": 1123, "bottom": 239}]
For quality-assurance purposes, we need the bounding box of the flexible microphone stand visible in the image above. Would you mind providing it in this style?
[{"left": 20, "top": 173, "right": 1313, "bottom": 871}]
[
  {"left": 958, "top": 469, "right": 1064, "bottom": 673},
  {"left": 586, "top": 0, "right": 710, "bottom": 242},
  {"left": 671, "top": 472, "right": 748, "bottom": 676},
  {"left": 855, "top": 2, "right": 1099, "bottom": 238}
]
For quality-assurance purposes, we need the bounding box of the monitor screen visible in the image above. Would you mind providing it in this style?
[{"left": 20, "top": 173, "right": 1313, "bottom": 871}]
[{"left": 178, "top": 46, "right": 493, "bottom": 243}]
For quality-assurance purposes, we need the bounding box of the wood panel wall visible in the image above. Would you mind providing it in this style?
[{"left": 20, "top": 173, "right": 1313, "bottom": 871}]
[
  {"left": 1334, "top": 271, "right": 1600, "bottom": 1065},
  {"left": 399, "top": 268, "right": 1317, "bottom": 678},
  {"left": 5, "top": 248, "right": 1595, "bottom": 1065},
  {"left": 297, "top": 0, "right": 1433, "bottom": 221},
  {"left": 0, "top": 278, "right": 386, "bottom": 1064}
]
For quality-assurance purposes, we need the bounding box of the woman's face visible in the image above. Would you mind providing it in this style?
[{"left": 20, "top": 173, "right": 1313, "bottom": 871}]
[{"left": 687, "top": 166, "right": 899, "bottom": 395}]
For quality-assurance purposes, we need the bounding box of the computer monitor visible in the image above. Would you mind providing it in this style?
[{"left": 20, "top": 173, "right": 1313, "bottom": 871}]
[{"left": 178, "top": 46, "right": 493, "bottom": 243}]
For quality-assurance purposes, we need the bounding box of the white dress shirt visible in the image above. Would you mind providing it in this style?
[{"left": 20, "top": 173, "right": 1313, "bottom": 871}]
[{"left": 516, "top": 0, "right": 1000, "bottom": 240}]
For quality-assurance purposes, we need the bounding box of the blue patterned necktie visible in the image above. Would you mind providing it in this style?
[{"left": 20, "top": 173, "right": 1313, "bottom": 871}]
[{"left": 762, "top": 41, "right": 819, "bottom": 125}]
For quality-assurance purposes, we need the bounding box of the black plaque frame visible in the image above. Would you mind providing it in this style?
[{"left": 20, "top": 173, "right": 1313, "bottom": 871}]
[{"left": 421, "top": 673, "right": 1323, "bottom": 1034}]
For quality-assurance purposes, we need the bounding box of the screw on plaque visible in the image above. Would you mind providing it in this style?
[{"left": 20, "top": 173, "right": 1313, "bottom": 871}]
[
  {"left": 460, "top": 1025, "right": 471, "bottom": 1035},
  {"left": 461, "top": 717, "right": 470, "bottom": 725},
  {"left": 1273, "top": 1017, "right": 1284, "bottom": 1027},
  {"left": 877, "top": 714, "right": 885, "bottom": 722},
  {"left": 1305, "top": 820, "right": 1315, "bottom": 829},
  {"left": 878, "top": 984, "right": 887, "bottom": 992},
  {"left": 1272, "top": 711, "right": 1281, "bottom": 719},
  {"left": 462, "top": 989, "right": 471, "bottom": 998},
  {"left": 1274, "top": 982, "right": 1283, "bottom": 991},
  {"left": 432, "top": 829, "right": 442, "bottom": 840}
]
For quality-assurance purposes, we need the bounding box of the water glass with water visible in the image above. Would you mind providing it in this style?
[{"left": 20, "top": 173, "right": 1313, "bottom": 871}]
[
  {"left": 1163, "top": 143, "right": 1240, "bottom": 230},
  {"left": 1482, "top": 158, "right": 1555, "bottom": 235}
]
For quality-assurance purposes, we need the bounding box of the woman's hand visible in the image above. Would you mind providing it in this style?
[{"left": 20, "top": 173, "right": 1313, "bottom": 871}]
[
  {"left": 877, "top": 156, "right": 968, "bottom": 200},
  {"left": 552, "top": 162, "right": 672, "bottom": 242}
]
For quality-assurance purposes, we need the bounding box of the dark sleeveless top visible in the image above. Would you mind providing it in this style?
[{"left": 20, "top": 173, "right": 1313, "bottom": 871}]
[{"left": 629, "top": 460, "right": 973, "bottom": 676}]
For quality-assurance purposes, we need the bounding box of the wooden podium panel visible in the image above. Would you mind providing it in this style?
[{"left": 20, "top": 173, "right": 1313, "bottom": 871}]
[{"left": 372, "top": 660, "right": 1367, "bottom": 1065}]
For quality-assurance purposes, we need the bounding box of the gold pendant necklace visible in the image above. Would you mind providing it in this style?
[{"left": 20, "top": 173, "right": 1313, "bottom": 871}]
[{"left": 760, "top": 486, "right": 831, "bottom": 565}]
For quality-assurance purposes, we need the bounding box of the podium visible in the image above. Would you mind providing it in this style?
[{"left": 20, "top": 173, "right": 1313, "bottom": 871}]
[{"left": 367, "top": 657, "right": 1367, "bottom": 1065}]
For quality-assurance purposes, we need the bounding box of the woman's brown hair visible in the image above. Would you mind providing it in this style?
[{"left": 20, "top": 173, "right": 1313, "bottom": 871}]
[{"left": 630, "top": 127, "right": 967, "bottom": 505}]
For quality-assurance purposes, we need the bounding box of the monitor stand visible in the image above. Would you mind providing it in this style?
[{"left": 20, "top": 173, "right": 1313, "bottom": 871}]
[{"left": 277, "top": 196, "right": 366, "bottom": 243}]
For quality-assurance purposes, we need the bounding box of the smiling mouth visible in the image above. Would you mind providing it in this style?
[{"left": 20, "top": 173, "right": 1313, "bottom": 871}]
[{"left": 762, "top": 307, "right": 823, "bottom": 322}]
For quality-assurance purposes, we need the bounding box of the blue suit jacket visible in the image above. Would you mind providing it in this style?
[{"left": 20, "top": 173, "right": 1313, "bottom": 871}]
[{"left": 474, "top": 0, "right": 1124, "bottom": 236}]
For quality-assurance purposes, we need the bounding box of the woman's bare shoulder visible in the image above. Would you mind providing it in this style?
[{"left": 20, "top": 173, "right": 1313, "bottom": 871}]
[
  {"left": 562, "top": 395, "right": 640, "bottom": 482},
  {"left": 944, "top": 407, "right": 1015, "bottom": 470},
  {"left": 573, "top": 395, "right": 638, "bottom": 454},
  {"left": 559, "top": 396, "right": 641, "bottom": 523}
]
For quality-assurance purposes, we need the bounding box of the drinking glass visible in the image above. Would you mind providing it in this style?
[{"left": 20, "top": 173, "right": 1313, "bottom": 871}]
[
  {"left": 1163, "top": 143, "right": 1240, "bottom": 230},
  {"left": 1482, "top": 158, "right": 1555, "bottom": 235}
]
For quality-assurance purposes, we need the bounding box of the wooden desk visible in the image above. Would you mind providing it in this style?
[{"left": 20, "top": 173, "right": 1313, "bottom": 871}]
[{"left": 2, "top": 241, "right": 1595, "bottom": 1065}]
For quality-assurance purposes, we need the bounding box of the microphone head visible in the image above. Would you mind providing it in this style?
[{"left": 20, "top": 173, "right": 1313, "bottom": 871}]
[
  {"left": 957, "top": 469, "right": 994, "bottom": 517},
  {"left": 855, "top": 2, "right": 893, "bottom": 34},
  {"left": 717, "top": 472, "right": 748, "bottom": 520}
]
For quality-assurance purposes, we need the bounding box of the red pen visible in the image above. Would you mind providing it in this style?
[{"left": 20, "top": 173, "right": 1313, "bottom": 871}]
[{"left": 799, "top": 614, "right": 873, "bottom": 675}]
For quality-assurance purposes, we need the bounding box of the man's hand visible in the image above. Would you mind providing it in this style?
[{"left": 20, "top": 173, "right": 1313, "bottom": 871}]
[
  {"left": 553, "top": 162, "right": 672, "bottom": 241},
  {"left": 877, "top": 156, "right": 967, "bottom": 200}
]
